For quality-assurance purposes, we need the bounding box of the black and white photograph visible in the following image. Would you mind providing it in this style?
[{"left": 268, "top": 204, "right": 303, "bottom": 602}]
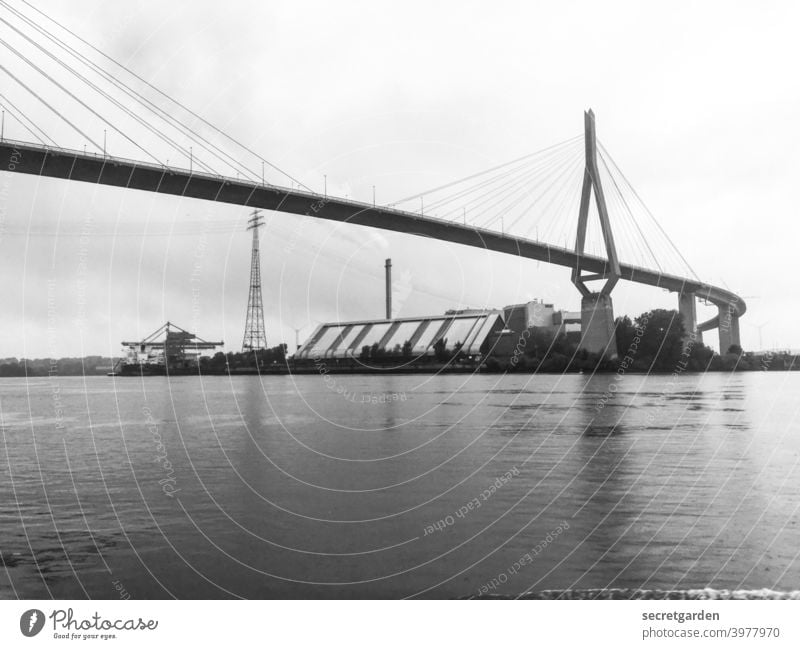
[{"left": 0, "top": 1, "right": 799, "bottom": 646}]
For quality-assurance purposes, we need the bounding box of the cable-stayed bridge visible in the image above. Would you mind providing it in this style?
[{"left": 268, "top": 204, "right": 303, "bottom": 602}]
[{"left": 0, "top": 0, "right": 745, "bottom": 355}]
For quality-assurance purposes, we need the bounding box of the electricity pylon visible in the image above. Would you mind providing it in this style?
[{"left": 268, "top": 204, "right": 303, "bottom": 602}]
[{"left": 242, "top": 210, "right": 267, "bottom": 352}]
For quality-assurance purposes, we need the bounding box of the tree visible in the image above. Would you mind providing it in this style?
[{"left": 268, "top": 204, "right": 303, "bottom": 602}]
[
  {"left": 539, "top": 352, "right": 569, "bottom": 372},
  {"left": 433, "top": 337, "right": 448, "bottom": 361},
  {"left": 713, "top": 352, "right": 742, "bottom": 371},
  {"left": 511, "top": 355, "right": 529, "bottom": 371},
  {"left": 633, "top": 309, "right": 687, "bottom": 371},
  {"left": 253, "top": 344, "right": 288, "bottom": 366},
  {"left": 614, "top": 315, "right": 636, "bottom": 355},
  {"left": 529, "top": 328, "right": 556, "bottom": 358},
  {"left": 199, "top": 351, "right": 230, "bottom": 373},
  {"left": 549, "top": 333, "right": 574, "bottom": 356},
  {"left": 688, "top": 339, "right": 715, "bottom": 371},
  {"left": 483, "top": 356, "right": 502, "bottom": 372}
]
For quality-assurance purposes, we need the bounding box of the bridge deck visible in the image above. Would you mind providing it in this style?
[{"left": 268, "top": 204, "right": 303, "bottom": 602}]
[{"left": 0, "top": 139, "right": 745, "bottom": 326}]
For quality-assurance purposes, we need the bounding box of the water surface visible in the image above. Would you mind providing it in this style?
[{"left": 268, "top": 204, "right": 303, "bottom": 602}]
[{"left": 1, "top": 372, "right": 798, "bottom": 598}]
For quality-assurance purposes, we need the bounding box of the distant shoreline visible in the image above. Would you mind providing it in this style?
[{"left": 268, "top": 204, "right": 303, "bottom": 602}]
[{"left": 4, "top": 365, "right": 797, "bottom": 378}]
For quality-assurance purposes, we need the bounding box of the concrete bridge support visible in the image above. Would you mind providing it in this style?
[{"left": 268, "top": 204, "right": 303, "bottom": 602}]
[
  {"left": 572, "top": 110, "right": 621, "bottom": 360},
  {"left": 678, "top": 292, "right": 697, "bottom": 337},
  {"left": 580, "top": 293, "right": 618, "bottom": 359},
  {"left": 718, "top": 303, "right": 741, "bottom": 353}
]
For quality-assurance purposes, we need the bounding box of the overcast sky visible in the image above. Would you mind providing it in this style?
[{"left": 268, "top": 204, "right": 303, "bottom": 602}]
[{"left": 1, "top": 0, "right": 798, "bottom": 358}]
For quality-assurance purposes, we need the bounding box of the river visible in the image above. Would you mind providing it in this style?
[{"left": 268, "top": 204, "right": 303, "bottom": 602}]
[{"left": 1, "top": 372, "right": 798, "bottom": 598}]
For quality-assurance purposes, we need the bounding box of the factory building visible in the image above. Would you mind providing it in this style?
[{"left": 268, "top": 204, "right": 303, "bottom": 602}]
[
  {"left": 292, "top": 258, "right": 584, "bottom": 369},
  {"left": 293, "top": 299, "right": 582, "bottom": 370},
  {"left": 503, "top": 299, "right": 581, "bottom": 339},
  {"left": 294, "top": 311, "right": 505, "bottom": 362}
]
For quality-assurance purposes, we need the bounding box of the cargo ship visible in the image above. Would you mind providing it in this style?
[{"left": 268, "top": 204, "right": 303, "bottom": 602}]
[{"left": 108, "top": 322, "right": 224, "bottom": 376}]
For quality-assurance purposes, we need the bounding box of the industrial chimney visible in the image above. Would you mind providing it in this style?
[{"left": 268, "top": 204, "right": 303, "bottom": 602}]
[{"left": 385, "top": 258, "right": 392, "bottom": 320}]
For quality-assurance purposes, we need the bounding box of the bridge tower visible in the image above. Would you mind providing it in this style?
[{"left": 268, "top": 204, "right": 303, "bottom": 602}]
[
  {"left": 242, "top": 210, "right": 267, "bottom": 352},
  {"left": 572, "top": 110, "right": 621, "bottom": 359}
]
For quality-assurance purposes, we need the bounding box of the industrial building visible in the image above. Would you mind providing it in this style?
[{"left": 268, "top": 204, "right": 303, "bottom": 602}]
[
  {"left": 293, "top": 299, "right": 582, "bottom": 370},
  {"left": 295, "top": 310, "right": 505, "bottom": 362},
  {"left": 502, "top": 299, "right": 581, "bottom": 338},
  {"left": 291, "top": 258, "right": 584, "bottom": 370}
]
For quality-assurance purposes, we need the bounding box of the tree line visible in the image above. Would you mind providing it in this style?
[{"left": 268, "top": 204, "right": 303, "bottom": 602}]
[{"left": 491, "top": 308, "right": 754, "bottom": 373}]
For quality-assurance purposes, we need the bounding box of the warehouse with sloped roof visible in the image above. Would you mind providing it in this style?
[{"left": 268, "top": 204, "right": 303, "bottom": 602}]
[{"left": 294, "top": 311, "right": 505, "bottom": 362}]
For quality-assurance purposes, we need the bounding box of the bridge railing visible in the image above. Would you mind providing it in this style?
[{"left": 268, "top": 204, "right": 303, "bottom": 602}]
[
  {"left": 1, "top": 137, "right": 305, "bottom": 193},
  {"left": 0, "top": 138, "right": 663, "bottom": 259},
  {"left": 2, "top": 138, "right": 522, "bottom": 235},
  {"left": 2, "top": 138, "right": 659, "bottom": 260},
  {"left": 1, "top": 138, "right": 743, "bottom": 310}
]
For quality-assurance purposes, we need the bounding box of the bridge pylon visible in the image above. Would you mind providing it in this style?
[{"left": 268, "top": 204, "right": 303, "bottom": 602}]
[
  {"left": 572, "top": 110, "right": 620, "bottom": 359},
  {"left": 718, "top": 303, "right": 741, "bottom": 353},
  {"left": 678, "top": 291, "right": 698, "bottom": 338}
]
